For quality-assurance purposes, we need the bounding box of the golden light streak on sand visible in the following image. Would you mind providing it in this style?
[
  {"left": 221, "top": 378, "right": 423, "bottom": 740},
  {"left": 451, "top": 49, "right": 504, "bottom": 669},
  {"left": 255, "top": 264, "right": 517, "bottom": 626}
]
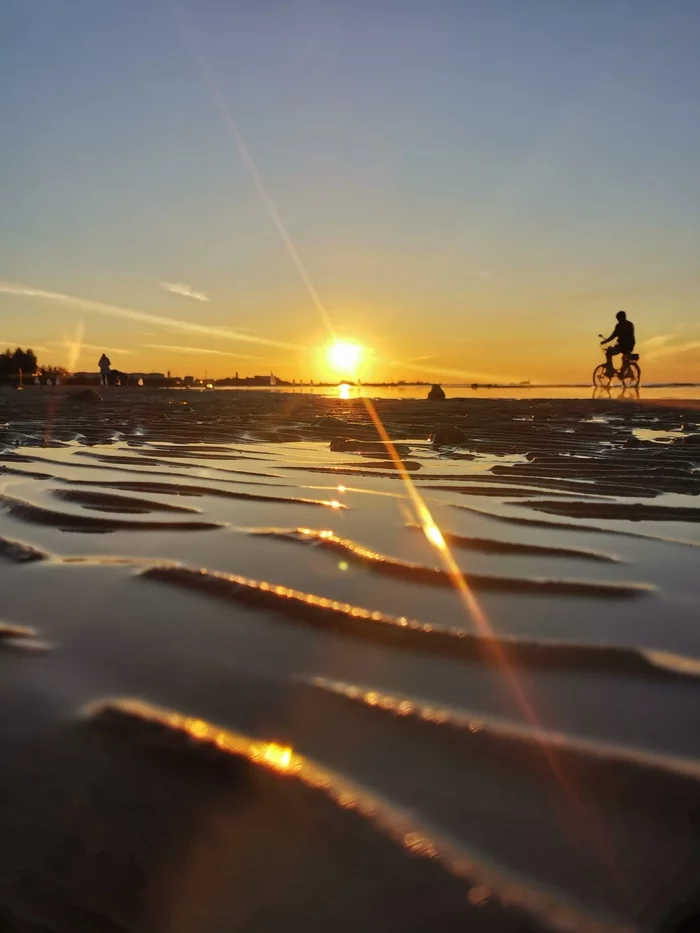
[{"left": 359, "top": 397, "right": 626, "bottom": 887}]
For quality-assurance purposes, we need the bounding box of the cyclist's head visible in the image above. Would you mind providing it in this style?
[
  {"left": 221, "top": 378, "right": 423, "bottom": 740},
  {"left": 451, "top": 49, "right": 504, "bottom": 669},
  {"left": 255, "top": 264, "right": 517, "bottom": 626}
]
[{"left": 616, "top": 310, "right": 627, "bottom": 321}]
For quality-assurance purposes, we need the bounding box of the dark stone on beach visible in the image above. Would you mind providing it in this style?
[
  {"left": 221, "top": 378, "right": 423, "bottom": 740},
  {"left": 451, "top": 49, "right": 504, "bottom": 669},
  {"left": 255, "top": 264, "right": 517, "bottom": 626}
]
[
  {"left": 78, "top": 427, "right": 115, "bottom": 446},
  {"left": 430, "top": 425, "right": 466, "bottom": 447},
  {"left": 330, "top": 438, "right": 412, "bottom": 458},
  {"left": 330, "top": 438, "right": 360, "bottom": 451},
  {"left": 427, "top": 384, "right": 446, "bottom": 400},
  {"left": 69, "top": 389, "right": 102, "bottom": 403},
  {"left": 313, "top": 416, "right": 348, "bottom": 429}
]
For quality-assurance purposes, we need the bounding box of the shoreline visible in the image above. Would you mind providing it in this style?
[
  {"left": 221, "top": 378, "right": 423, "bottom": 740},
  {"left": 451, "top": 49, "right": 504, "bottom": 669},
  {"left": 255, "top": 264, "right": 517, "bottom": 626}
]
[{"left": 3, "top": 383, "right": 700, "bottom": 405}]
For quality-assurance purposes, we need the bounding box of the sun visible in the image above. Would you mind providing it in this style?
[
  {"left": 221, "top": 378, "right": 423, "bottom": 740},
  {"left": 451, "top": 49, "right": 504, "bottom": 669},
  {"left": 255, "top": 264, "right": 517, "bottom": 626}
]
[{"left": 327, "top": 341, "right": 363, "bottom": 375}]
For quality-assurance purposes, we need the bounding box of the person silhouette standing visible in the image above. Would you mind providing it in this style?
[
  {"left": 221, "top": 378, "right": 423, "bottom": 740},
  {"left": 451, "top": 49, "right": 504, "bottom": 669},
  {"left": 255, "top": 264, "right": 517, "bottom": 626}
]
[
  {"left": 600, "top": 311, "right": 635, "bottom": 377},
  {"left": 98, "top": 353, "right": 111, "bottom": 386}
]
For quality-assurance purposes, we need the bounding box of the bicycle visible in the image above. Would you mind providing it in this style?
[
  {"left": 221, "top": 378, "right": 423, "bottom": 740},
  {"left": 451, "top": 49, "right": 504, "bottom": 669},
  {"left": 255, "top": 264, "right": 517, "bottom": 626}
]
[{"left": 592, "top": 336, "right": 641, "bottom": 388}]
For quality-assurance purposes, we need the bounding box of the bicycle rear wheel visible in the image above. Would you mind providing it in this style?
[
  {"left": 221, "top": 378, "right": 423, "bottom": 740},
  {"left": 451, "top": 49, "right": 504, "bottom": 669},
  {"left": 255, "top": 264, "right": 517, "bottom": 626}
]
[
  {"left": 592, "top": 364, "right": 611, "bottom": 388},
  {"left": 621, "top": 362, "right": 641, "bottom": 388}
]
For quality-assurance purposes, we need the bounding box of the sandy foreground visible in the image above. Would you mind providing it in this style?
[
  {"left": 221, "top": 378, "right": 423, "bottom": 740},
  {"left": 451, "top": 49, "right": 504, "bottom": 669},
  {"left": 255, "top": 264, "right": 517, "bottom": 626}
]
[{"left": 0, "top": 386, "right": 699, "bottom": 933}]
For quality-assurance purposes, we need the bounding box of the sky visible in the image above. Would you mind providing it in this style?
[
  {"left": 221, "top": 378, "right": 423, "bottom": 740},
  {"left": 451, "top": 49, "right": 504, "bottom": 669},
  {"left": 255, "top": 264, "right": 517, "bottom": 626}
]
[{"left": 1, "top": 0, "right": 699, "bottom": 383}]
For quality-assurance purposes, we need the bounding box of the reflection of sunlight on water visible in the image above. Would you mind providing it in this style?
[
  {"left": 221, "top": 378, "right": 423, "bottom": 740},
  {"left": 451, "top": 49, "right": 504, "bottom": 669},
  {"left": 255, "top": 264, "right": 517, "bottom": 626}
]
[
  {"left": 89, "top": 697, "right": 609, "bottom": 927},
  {"left": 358, "top": 398, "right": 617, "bottom": 868},
  {"left": 336, "top": 382, "right": 367, "bottom": 400},
  {"left": 424, "top": 522, "right": 446, "bottom": 549},
  {"left": 258, "top": 742, "right": 295, "bottom": 772},
  {"left": 633, "top": 427, "right": 685, "bottom": 444}
]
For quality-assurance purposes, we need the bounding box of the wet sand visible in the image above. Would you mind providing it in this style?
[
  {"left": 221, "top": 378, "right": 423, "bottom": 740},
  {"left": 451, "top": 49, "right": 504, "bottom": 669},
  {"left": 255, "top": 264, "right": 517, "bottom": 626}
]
[{"left": 1, "top": 386, "right": 699, "bottom": 932}]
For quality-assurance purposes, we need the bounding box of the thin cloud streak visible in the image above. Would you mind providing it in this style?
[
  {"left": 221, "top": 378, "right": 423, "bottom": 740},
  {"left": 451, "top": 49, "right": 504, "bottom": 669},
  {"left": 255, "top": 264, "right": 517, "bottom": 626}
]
[
  {"left": 160, "top": 282, "right": 210, "bottom": 302},
  {"left": 403, "top": 362, "right": 521, "bottom": 383},
  {"left": 145, "top": 343, "right": 267, "bottom": 361},
  {"left": 0, "top": 341, "right": 52, "bottom": 354},
  {"left": 0, "top": 280, "right": 300, "bottom": 351},
  {"left": 49, "top": 340, "right": 133, "bottom": 355},
  {"left": 391, "top": 354, "right": 435, "bottom": 365},
  {"left": 390, "top": 358, "right": 522, "bottom": 384},
  {"left": 642, "top": 334, "right": 674, "bottom": 350},
  {"left": 647, "top": 340, "right": 700, "bottom": 361}
]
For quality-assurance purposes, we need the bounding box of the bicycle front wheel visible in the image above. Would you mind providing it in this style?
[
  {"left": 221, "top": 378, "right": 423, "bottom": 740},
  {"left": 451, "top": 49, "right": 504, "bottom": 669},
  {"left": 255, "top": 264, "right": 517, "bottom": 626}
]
[
  {"left": 593, "top": 364, "right": 611, "bottom": 388},
  {"left": 621, "top": 362, "right": 641, "bottom": 388}
]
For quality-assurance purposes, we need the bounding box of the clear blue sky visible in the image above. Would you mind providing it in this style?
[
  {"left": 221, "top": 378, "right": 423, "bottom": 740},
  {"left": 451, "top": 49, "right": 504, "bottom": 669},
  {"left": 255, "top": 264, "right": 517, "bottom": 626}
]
[{"left": 2, "top": 0, "right": 699, "bottom": 381}]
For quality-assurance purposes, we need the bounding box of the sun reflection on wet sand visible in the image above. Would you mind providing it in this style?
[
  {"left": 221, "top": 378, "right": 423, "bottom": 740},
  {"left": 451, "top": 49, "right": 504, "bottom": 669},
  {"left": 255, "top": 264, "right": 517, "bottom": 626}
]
[
  {"left": 424, "top": 522, "right": 446, "bottom": 549},
  {"left": 258, "top": 742, "right": 295, "bottom": 772},
  {"left": 86, "top": 696, "right": 618, "bottom": 933}
]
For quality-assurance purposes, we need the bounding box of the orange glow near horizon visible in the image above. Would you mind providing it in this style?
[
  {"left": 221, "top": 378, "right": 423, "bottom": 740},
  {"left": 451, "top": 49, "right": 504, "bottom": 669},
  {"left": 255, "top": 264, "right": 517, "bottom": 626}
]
[{"left": 4, "top": 295, "right": 700, "bottom": 385}]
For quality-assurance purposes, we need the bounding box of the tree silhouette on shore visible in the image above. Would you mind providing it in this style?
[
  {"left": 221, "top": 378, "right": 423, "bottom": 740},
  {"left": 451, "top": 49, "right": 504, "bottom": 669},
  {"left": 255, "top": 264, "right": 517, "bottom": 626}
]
[{"left": 0, "top": 347, "right": 37, "bottom": 375}]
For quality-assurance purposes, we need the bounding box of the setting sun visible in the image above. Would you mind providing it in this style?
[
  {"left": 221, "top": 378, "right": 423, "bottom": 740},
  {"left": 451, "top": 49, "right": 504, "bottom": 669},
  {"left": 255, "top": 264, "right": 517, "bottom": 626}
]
[{"left": 327, "top": 341, "right": 363, "bottom": 375}]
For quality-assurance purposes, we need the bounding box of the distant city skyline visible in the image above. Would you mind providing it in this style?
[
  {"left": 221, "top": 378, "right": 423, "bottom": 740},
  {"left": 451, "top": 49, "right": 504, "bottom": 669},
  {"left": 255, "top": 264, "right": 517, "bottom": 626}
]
[{"left": 2, "top": 0, "right": 699, "bottom": 382}]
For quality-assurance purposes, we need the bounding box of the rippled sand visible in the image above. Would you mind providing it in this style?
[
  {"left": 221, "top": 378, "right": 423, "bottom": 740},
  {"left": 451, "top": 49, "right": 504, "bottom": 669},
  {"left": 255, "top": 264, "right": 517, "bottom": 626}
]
[{"left": 1, "top": 386, "right": 699, "bottom": 933}]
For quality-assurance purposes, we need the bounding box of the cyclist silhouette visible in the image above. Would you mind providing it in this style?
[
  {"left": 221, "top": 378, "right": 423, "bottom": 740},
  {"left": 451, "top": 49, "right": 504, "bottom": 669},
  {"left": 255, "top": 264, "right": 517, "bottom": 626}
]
[{"left": 600, "top": 311, "right": 635, "bottom": 377}]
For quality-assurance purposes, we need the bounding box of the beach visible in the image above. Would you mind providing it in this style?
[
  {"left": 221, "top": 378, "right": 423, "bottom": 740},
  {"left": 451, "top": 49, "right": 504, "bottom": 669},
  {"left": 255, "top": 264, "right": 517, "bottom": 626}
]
[{"left": 1, "top": 385, "right": 699, "bottom": 933}]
